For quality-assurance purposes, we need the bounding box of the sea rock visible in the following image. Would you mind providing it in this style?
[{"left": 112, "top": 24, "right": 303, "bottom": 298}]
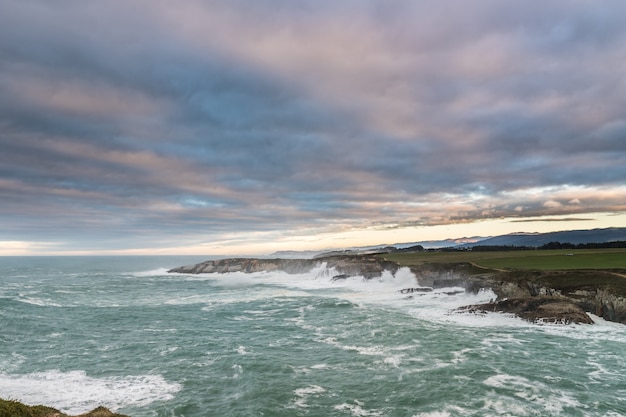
[
  {"left": 399, "top": 287, "right": 433, "bottom": 294},
  {"left": 459, "top": 296, "right": 594, "bottom": 324},
  {"left": 331, "top": 274, "right": 351, "bottom": 281}
]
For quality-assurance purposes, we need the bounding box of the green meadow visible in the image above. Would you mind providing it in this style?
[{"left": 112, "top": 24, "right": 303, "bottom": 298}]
[{"left": 383, "top": 248, "right": 626, "bottom": 271}]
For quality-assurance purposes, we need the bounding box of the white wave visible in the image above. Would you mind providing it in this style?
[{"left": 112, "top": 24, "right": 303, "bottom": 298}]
[
  {"left": 294, "top": 385, "right": 326, "bottom": 396},
  {"left": 131, "top": 268, "right": 171, "bottom": 277},
  {"left": 16, "top": 296, "right": 63, "bottom": 307},
  {"left": 315, "top": 336, "right": 408, "bottom": 369},
  {"left": 169, "top": 267, "right": 422, "bottom": 307},
  {"left": 231, "top": 364, "right": 243, "bottom": 378},
  {"left": 0, "top": 369, "right": 181, "bottom": 414},
  {"left": 383, "top": 355, "right": 403, "bottom": 367},
  {"left": 0, "top": 353, "right": 26, "bottom": 373},
  {"left": 483, "top": 373, "right": 583, "bottom": 415},
  {"left": 194, "top": 267, "right": 534, "bottom": 329},
  {"left": 208, "top": 274, "right": 258, "bottom": 288},
  {"left": 292, "top": 385, "right": 326, "bottom": 408},
  {"left": 412, "top": 411, "right": 460, "bottom": 417},
  {"left": 401, "top": 287, "right": 549, "bottom": 329},
  {"left": 334, "top": 400, "right": 384, "bottom": 416}
]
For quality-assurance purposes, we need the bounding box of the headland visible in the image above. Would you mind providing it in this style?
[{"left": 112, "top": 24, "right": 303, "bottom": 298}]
[{"left": 169, "top": 248, "right": 626, "bottom": 325}]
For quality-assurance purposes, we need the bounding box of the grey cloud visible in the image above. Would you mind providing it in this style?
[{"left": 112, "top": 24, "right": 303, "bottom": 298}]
[{"left": 1, "top": 0, "right": 626, "bottom": 251}]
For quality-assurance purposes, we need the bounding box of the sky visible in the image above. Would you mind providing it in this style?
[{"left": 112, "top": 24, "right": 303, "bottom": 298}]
[{"left": 1, "top": 0, "right": 626, "bottom": 256}]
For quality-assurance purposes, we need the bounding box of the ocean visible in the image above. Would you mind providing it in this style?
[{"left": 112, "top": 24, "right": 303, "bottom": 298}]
[{"left": 1, "top": 256, "right": 625, "bottom": 417}]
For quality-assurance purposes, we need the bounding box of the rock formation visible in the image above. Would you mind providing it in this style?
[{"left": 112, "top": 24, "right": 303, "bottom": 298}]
[
  {"left": 168, "top": 255, "right": 400, "bottom": 279},
  {"left": 459, "top": 297, "right": 594, "bottom": 324},
  {"left": 410, "top": 263, "right": 626, "bottom": 324}
]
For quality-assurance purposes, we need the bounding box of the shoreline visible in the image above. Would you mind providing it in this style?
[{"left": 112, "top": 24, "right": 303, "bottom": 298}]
[{"left": 169, "top": 253, "right": 626, "bottom": 325}]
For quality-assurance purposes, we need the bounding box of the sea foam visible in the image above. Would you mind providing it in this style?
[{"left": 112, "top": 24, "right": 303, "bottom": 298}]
[{"left": 0, "top": 369, "right": 181, "bottom": 414}]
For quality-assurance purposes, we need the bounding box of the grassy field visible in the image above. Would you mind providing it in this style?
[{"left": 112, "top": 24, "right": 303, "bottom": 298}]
[{"left": 382, "top": 248, "right": 626, "bottom": 271}]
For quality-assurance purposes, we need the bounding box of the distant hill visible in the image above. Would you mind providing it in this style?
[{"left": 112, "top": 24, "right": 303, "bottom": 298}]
[
  {"left": 267, "top": 228, "right": 626, "bottom": 258},
  {"left": 394, "top": 236, "right": 487, "bottom": 249},
  {"left": 461, "top": 227, "right": 626, "bottom": 248}
]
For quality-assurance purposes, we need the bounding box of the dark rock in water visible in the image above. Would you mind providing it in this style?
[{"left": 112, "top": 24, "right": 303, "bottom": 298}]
[
  {"left": 442, "top": 290, "right": 466, "bottom": 296},
  {"left": 331, "top": 274, "right": 352, "bottom": 281},
  {"left": 399, "top": 287, "right": 433, "bottom": 294},
  {"left": 459, "top": 296, "right": 594, "bottom": 324}
]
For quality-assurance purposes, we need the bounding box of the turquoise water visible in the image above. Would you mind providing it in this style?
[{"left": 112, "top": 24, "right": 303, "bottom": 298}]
[{"left": 1, "top": 256, "right": 625, "bottom": 417}]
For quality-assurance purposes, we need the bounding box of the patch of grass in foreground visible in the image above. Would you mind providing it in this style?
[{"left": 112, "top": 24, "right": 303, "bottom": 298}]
[
  {"left": 0, "top": 399, "right": 58, "bottom": 417},
  {"left": 0, "top": 399, "right": 129, "bottom": 417}
]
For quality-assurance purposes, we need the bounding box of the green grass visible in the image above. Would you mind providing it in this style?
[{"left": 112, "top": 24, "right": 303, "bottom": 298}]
[
  {"left": 477, "top": 250, "right": 626, "bottom": 270},
  {"left": 0, "top": 399, "right": 129, "bottom": 417},
  {"left": 382, "top": 248, "right": 626, "bottom": 271},
  {"left": 0, "top": 399, "right": 59, "bottom": 417}
]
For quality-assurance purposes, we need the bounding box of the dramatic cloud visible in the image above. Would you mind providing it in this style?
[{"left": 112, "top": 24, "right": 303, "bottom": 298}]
[{"left": 1, "top": 0, "right": 625, "bottom": 254}]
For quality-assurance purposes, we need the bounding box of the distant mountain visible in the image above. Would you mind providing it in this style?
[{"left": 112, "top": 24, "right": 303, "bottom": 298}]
[
  {"left": 461, "top": 227, "right": 626, "bottom": 248},
  {"left": 268, "top": 228, "right": 626, "bottom": 258},
  {"left": 394, "top": 236, "right": 487, "bottom": 249}
]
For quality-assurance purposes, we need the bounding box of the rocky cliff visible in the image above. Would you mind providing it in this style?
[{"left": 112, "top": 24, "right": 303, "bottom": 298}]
[
  {"left": 409, "top": 263, "right": 626, "bottom": 324},
  {"left": 168, "top": 255, "right": 400, "bottom": 279}
]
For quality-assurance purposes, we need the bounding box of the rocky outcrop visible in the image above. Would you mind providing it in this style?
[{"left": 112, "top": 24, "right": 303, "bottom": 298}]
[
  {"left": 568, "top": 288, "right": 626, "bottom": 323},
  {"left": 466, "top": 270, "right": 626, "bottom": 324},
  {"left": 168, "top": 255, "right": 400, "bottom": 279},
  {"left": 459, "top": 297, "right": 594, "bottom": 324},
  {"left": 169, "top": 258, "right": 312, "bottom": 274},
  {"left": 411, "top": 264, "right": 626, "bottom": 324},
  {"left": 0, "top": 399, "right": 128, "bottom": 417}
]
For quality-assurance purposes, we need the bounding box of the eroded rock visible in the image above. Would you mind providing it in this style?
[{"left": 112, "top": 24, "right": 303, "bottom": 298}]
[{"left": 459, "top": 296, "right": 594, "bottom": 324}]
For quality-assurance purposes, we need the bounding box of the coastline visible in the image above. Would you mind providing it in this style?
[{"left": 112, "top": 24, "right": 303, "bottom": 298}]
[{"left": 169, "top": 253, "right": 626, "bottom": 325}]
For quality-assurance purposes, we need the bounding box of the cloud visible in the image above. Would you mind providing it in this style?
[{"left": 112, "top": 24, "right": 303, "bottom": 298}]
[
  {"left": 1, "top": 0, "right": 626, "bottom": 253},
  {"left": 544, "top": 200, "right": 563, "bottom": 209},
  {"left": 510, "top": 217, "right": 594, "bottom": 223}
]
